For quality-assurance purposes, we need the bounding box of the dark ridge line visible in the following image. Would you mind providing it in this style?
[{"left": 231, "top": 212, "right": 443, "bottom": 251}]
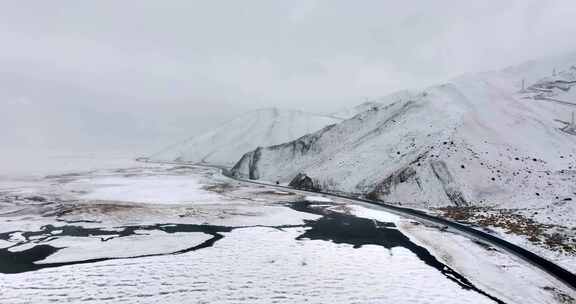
[{"left": 55, "top": 219, "right": 102, "bottom": 224}]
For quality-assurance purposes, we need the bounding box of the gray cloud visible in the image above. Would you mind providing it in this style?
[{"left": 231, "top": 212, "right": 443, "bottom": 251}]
[{"left": 2, "top": 0, "right": 576, "bottom": 154}]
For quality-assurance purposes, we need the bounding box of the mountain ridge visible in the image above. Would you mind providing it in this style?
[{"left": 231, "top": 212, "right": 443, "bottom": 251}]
[
  {"left": 147, "top": 107, "right": 341, "bottom": 166},
  {"left": 230, "top": 52, "right": 576, "bottom": 228}
]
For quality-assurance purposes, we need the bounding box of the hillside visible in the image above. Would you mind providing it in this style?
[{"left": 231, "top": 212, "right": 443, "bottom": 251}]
[
  {"left": 231, "top": 52, "right": 576, "bottom": 229},
  {"left": 147, "top": 108, "right": 341, "bottom": 166},
  {"left": 330, "top": 90, "right": 418, "bottom": 119}
]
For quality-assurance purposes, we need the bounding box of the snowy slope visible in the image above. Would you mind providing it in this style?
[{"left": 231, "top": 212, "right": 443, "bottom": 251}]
[
  {"left": 231, "top": 52, "right": 576, "bottom": 218},
  {"left": 331, "top": 90, "right": 418, "bottom": 119},
  {"left": 147, "top": 108, "right": 341, "bottom": 166}
]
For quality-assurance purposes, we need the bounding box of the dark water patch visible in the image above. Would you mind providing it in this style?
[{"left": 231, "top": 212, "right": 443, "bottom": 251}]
[
  {"left": 0, "top": 222, "right": 304, "bottom": 274},
  {"left": 298, "top": 215, "right": 401, "bottom": 249},
  {"left": 0, "top": 234, "right": 223, "bottom": 274},
  {"left": 0, "top": 223, "right": 234, "bottom": 246},
  {"left": 0, "top": 223, "right": 230, "bottom": 274},
  {"left": 0, "top": 245, "right": 62, "bottom": 273},
  {"left": 287, "top": 201, "right": 505, "bottom": 304}
]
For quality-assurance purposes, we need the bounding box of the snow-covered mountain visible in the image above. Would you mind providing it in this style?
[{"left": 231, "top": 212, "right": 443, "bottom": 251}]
[
  {"left": 231, "top": 52, "right": 576, "bottom": 222},
  {"left": 330, "top": 90, "right": 418, "bottom": 119},
  {"left": 147, "top": 108, "right": 341, "bottom": 166}
]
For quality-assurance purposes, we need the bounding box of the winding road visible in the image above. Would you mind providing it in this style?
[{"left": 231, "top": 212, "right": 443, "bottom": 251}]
[{"left": 139, "top": 159, "right": 576, "bottom": 292}]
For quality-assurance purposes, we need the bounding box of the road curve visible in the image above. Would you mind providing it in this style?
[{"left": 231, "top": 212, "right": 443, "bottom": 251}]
[{"left": 139, "top": 159, "right": 576, "bottom": 291}]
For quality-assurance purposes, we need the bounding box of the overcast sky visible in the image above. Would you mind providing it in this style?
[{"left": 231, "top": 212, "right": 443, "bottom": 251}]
[{"left": 3, "top": 0, "right": 576, "bottom": 155}]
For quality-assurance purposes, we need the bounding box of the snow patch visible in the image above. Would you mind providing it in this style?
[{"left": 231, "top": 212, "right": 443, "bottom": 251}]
[{"left": 304, "top": 196, "right": 333, "bottom": 203}]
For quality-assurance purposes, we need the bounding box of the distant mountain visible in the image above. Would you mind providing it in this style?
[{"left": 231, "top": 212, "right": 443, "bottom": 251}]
[
  {"left": 147, "top": 108, "right": 341, "bottom": 166},
  {"left": 231, "top": 52, "right": 576, "bottom": 226}
]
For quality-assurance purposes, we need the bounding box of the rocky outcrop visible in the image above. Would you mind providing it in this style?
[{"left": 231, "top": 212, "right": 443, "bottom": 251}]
[
  {"left": 266, "top": 124, "right": 336, "bottom": 156},
  {"left": 288, "top": 173, "right": 321, "bottom": 192},
  {"left": 230, "top": 124, "right": 336, "bottom": 179},
  {"left": 367, "top": 166, "right": 417, "bottom": 200},
  {"left": 230, "top": 147, "right": 262, "bottom": 179},
  {"left": 429, "top": 160, "right": 468, "bottom": 207}
]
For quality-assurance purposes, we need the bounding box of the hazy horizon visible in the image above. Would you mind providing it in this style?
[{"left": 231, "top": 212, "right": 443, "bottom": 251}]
[{"left": 3, "top": 1, "right": 576, "bottom": 165}]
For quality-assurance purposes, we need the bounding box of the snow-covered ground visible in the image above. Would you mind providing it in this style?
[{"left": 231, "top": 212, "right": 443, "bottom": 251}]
[
  {"left": 74, "top": 174, "right": 221, "bottom": 204},
  {"left": 1, "top": 165, "right": 574, "bottom": 303},
  {"left": 398, "top": 219, "right": 576, "bottom": 304}
]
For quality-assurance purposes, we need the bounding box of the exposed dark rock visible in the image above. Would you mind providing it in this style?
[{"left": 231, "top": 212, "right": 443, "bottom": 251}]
[
  {"left": 368, "top": 166, "right": 417, "bottom": 201},
  {"left": 367, "top": 151, "right": 432, "bottom": 201},
  {"left": 230, "top": 147, "right": 262, "bottom": 179},
  {"left": 229, "top": 124, "right": 336, "bottom": 179},
  {"left": 397, "top": 167, "right": 417, "bottom": 183},
  {"left": 430, "top": 160, "right": 468, "bottom": 207},
  {"left": 289, "top": 173, "right": 321, "bottom": 192},
  {"left": 26, "top": 196, "right": 47, "bottom": 202},
  {"left": 267, "top": 125, "right": 334, "bottom": 156},
  {"left": 351, "top": 101, "right": 420, "bottom": 146},
  {"left": 369, "top": 175, "right": 393, "bottom": 200}
]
